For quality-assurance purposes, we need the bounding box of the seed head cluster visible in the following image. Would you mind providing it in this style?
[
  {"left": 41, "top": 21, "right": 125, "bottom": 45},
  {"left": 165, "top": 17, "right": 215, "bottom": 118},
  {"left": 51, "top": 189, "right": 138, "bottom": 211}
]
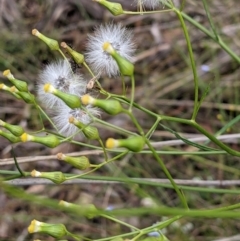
[{"left": 37, "top": 23, "right": 136, "bottom": 136}]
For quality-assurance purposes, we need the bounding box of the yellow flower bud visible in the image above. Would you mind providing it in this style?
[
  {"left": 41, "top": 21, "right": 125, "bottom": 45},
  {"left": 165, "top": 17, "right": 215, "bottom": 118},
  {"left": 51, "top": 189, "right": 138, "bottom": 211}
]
[
  {"left": 3, "top": 69, "right": 28, "bottom": 92},
  {"left": 81, "top": 95, "right": 122, "bottom": 115},
  {"left": 20, "top": 133, "right": 60, "bottom": 148},
  {"left": 0, "top": 120, "right": 24, "bottom": 136},
  {"left": 8, "top": 86, "right": 21, "bottom": 99},
  {"left": 94, "top": 0, "right": 124, "bottom": 16},
  {"left": 28, "top": 219, "right": 68, "bottom": 238},
  {"left": 31, "top": 169, "right": 66, "bottom": 184},
  {"left": 44, "top": 83, "right": 81, "bottom": 109},
  {"left": 61, "top": 42, "right": 85, "bottom": 64},
  {"left": 57, "top": 153, "right": 90, "bottom": 170},
  {"left": 0, "top": 84, "right": 20, "bottom": 99},
  {"left": 102, "top": 42, "right": 134, "bottom": 76},
  {"left": 0, "top": 129, "right": 21, "bottom": 143},
  {"left": 69, "top": 116, "right": 99, "bottom": 140},
  {"left": 32, "top": 29, "right": 60, "bottom": 51},
  {"left": 106, "top": 136, "right": 145, "bottom": 152}
]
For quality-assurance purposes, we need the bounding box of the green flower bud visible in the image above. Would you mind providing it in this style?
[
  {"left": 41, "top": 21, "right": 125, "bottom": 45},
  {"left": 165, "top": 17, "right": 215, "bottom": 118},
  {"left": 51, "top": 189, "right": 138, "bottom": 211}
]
[
  {"left": 61, "top": 42, "right": 85, "bottom": 64},
  {"left": 0, "top": 119, "right": 24, "bottom": 136},
  {"left": 0, "top": 129, "right": 21, "bottom": 143},
  {"left": 20, "top": 133, "right": 60, "bottom": 148},
  {"left": 17, "top": 91, "right": 35, "bottom": 104},
  {"left": 102, "top": 42, "right": 134, "bottom": 76},
  {"left": 94, "top": 0, "right": 124, "bottom": 16},
  {"left": 44, "top": 83, "right": 81, "bottom": 109},
  {"left": 59, "top": 200, "right": 98, "bottom": 219},
  {"left": 106, "top": 136, "right": 145, "bottom": 152},
  {"left": 31, "top": 169, "right": 66, "bottom": 184},
  {"left": 81, "top": 95, "right": 122, "bottom": 115},
  {"left": 28, "top": 219, "right": 68, "bottom": 238},
  {"left": 69, "top": 116, "right": 99, "bottom": 140},
  {"left": 57, "top": 153, "right": 90, "bottom": 170},
  {"left": 32, "top": 29, "right": 60, "bottom": 51},
  {"left": 3, "top": 69, "right": 28, "bottom": 92}
]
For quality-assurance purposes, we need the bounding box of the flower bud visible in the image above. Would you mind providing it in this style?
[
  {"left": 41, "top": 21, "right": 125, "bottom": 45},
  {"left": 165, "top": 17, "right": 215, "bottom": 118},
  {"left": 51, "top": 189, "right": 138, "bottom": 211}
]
[
  {"left": 28, "top": 219, "right": 68, "bottom": 238},
  {"left": 0, "top": 83, "right": 11, "bottom": 91},
  {"left": 102, "top": 42, "right": 134, "bottom": 76},
  {"left": 3, "top": 69, "right": 28, "bottom": 92},
  {"left": 9, "top": 86, "right": 21, "bottom": 99},
  {"left": 44, "top": 83, "right": 81, "bottom": 109},
  {"left": 69, "top": 116, "right": 99, "bottom": 140},
  {"left": 61, "top": 42, "right": 85, "bottom": 64},
  {"left": 0, "top": 129, "right": 21, "bottom": 143},
  {"left": 32, "top": 29, "right": 60, "bottom": 51},
  {"left": 0, "top": 84, "right": 20, "bottom": 99},
  {"left": 17, "top": 91, "right": 35, "bottom": 104},
  {"left": 94, "top": 0, "right": 124, "bottom": 16},
  {"left": 57, "top": 153, "right": 90, "bottom": 170},
  {"left": 20, "top": 133, "right": 60, "bottom": 148},
  {"left": 106, "top": 136, "right": 145, "bottom": 152},
  {"left": 0, "top": 120, "right": 24, "bottom": 136},
  {"left": 59, "top": 200, "right": 98, "bottom": 218},
  {"left": 31, "top": 169, "right": 66, "bottom": 184},
  {"left": 81, "top": 95, "right": 122, "bottom": 115}
]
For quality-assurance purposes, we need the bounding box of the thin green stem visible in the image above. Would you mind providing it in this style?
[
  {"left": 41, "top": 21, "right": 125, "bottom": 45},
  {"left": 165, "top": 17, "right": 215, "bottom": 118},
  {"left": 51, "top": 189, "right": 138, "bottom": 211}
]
[
  {"left": 94, "top": 117, "right": 136, "bottom": 136},
  {"left": 179, "top": 10, "right": 240, "bottom": 63},
  {"left": 3, "top": 171, "right": 240, "bottom": 195},
  {"left": 101, "top": 214, "right": 140, "bottom": 231},
  {"left": 36, "top": 104, "right": 58, "bottom": 131},
  {"left": 83, "top": 61, "right": 94, "bottom": 77},
  {"left": 123, "top": 9, "right": 173, "bottom": 15},
  {"left": 129, "top": 75, "right": 135, "bottom": 111},
  {"left": 204, "top": 114, "right": 240, "bottom": 145},
  {"left": 145, "top": 117, "right": 161, "bottom": 138},
  {"left": 125, "top": 110, "right": 188, "bottom": 209},
  {"left": 202, "top": 0, "right": 219, "bottom": 40},
  {"left": 174, "top": 8, "right": 199, "bottom": 120},
  {"left": 180, "top": 0, "right": 186, "bottom": 11},
  {"left": 98, "top": 138, "right": 108, "bottom": 161},
  {"left": 189, "top": 120, "right": 240, "bottom": 157}
]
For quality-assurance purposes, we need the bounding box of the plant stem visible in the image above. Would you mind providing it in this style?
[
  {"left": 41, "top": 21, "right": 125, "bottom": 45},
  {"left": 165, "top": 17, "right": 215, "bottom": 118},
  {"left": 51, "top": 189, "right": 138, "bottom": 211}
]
[{"left": 174, "top": 7, "right": 199, "bottom": 120}]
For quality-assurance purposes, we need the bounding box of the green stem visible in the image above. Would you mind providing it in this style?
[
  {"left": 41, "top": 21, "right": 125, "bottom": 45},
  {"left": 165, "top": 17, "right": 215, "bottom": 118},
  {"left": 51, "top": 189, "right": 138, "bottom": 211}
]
[
  {"left": 189, "top": 120, "right": 240, "bottom": 157},
  {"left": 94, "top": 117, "right": 136, "bottom": 136},
  {"left": 36, "top": 104, "right": 58, "bottom": 131},
  {"left": 180, "top": 10, "right": 240, "bottom": 63},
  {"left": 174, "top": 8, "right": 199, "bottom": 120},
  {"left": 3, "top": 171, "right": 240, "bottom": 195},
  {"left": 123, "top": 9, "right": 173, "bottom": 14},
  {"left": 125, "top": 110, "right": 188, "bottom": 209},
  {"left": 129, "top": 75, "right": 135, "bottom": 111},
  {"left": 98, "top": 138, "right": 108, "bottom": 161},
  {"left": 101, "top": 214, "right": 140, "bottom": 231},
  {"left": 202, "top": 0, "right": 219, "bottom": 40},
  {"left": 145, "top": 117, "right": 161, "bottom": 138}
]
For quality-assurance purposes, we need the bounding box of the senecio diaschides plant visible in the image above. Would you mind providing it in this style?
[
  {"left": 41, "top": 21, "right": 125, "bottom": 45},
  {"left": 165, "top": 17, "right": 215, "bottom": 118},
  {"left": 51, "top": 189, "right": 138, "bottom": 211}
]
[{"left": 2, "top": 0, "right": 239, "bottom": 240}]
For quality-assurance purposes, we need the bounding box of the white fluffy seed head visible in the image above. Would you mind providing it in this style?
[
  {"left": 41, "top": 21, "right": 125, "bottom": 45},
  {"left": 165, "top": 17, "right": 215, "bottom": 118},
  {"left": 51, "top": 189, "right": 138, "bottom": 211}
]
[
  {"left": 85, "top": 23, "right": 135, "bottom": 77},
  {"left": 37, "top": 60, "right": 87, "bottom": 107},
  {"left": 136, "top": 0, "right": 168, "bottom": 10},
  {"left": 52, "top": 104, "right": 101, "bottom": 137}
]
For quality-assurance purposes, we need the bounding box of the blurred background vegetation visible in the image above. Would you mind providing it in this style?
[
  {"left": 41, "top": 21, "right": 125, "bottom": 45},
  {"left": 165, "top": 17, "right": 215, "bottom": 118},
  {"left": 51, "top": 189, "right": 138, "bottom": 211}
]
[{"left": 0, "top": 0, "right": 240, "bottom": 240}]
